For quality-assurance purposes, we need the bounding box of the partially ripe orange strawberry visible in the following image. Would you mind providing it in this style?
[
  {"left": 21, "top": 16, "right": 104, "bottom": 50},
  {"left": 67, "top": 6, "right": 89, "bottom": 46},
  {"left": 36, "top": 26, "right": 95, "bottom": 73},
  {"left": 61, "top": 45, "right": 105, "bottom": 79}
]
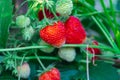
[
  {"left": 39, "top": 68, "right": 60, "bottom": 80},
  {"left": 65, "top": 16, "right": 86, "bottom": 44},
  {"left": 40, "top": 21, "right": 66, "bottom": 48}
]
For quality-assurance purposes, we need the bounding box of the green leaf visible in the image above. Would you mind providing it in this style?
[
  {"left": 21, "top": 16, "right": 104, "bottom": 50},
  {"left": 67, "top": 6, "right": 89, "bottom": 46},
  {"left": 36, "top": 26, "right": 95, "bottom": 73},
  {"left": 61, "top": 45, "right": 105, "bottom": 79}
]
[
  {"left": 56, "top": 63, "right": 79, "bottom": 80},
  {"left": 116, "top": 0, "right": 120, "bottom": 10},
  {"left": 72, "top": 62, "right": 120, "bottom": 80},
  {"left": 86, "top": 0, "right": 95, "bottom": 6},
  {"left": 0, "top": 56, "right": 4, "bottom": 63},
  {"left": 0, "top": 70, "right": 17, "bottom": 80},
  {"left": 27, "top": 0, "right": 41, "bottom": 19},
  {"left": 61, "top": 69, "right": 78, "bottom": 80},
  {"left": 89, "top": 62, "right": 120, "bottom": 80},
  {"left": 0, "top": 0, "right": 13, "bottom": 48}
]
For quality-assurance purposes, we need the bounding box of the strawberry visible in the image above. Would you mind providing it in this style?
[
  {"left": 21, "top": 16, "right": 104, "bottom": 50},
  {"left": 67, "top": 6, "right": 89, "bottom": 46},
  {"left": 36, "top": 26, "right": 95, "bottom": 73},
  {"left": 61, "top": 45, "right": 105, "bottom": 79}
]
[
  {"left": 38, "top": 40, "right": 55, "bottom": 53},
  {"left": 86, "top": 40, "right": 101, "bottom": 62},
  {"left": 38, "top": 8, "right": 59, "bottom": 21},
  {"left": 22, "top": 26, "right": 35, "bottom": 41},
  {"left": 39, "top": 68, "right": 60, "bottom": 80},
  {"left": 56, "top": 0, "right": 73, "bottom": 16},
  {"left": 65, "top": 16, "right": 86, "bottom": 44},
  {"left": 16, "top": 15, "right": 30, "bottom": 28},
  {"left": 17, "top": 62, "right": 30, "bottom": 79},
  {"left": 87, "top": 40, "right": 101, "bottom": 54},
  {"left": 40, "top": 21, "right": 66, "bottom": 48},
  {"left": 58, "top": 47, "right": 76, "bottom": 62}
]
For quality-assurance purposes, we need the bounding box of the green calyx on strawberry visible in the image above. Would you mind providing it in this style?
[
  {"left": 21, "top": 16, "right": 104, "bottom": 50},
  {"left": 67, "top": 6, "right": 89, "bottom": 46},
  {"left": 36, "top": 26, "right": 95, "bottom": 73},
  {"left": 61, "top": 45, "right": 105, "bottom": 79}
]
[
  {"left": 65, "top": 16, "right": 87, "bottom": 44},
  {"left": 16, "top": 62, "right": 30, "bottom": 79},
  {"left": 56, "top": 0, "right": 73, "bottom": 16},
  {"left": 58, "top": 47, "right": 76, "bottom": 62},
  {"left": 38, "top": 39, "right": 55, "bottom": 53},
  {"left": 40, "top": 21, "right": 66, "bottom": 48},
  {"left": 39, "top": 68, "right": 60, "bottom": 80},
  {"left": 16, "top": 15, "right": 30, "bottom": 28}
]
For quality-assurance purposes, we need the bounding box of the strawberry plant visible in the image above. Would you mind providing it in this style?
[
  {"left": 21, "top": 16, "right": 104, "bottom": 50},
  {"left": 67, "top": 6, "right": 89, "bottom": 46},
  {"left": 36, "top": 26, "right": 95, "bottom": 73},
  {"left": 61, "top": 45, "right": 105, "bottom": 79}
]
[{"left": 0, "top": 0, "right": 120, "bottom": 80}]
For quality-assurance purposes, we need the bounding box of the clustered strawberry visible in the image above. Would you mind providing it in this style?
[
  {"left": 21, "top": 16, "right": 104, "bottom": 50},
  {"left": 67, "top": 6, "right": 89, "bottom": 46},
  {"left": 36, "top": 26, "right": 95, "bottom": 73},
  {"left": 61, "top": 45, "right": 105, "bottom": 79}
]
[
  {"left": 39, "top": 16, "right": 87, "bottom": 47},
  {"left": 39, "top": 0, "right": 86, "bottom": 47},
  {"left": 38, "top": 1, "right": 97, "bottom": 79}
]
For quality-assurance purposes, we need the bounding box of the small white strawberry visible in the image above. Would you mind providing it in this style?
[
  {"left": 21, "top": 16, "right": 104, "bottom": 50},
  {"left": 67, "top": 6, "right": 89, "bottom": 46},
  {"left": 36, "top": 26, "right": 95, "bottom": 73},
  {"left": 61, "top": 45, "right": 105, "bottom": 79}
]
[
  {"left": 17, "top": 62, "right": 30, "bottom": 79},
  {"left": 58, "top": 47, "right": 76, "bottom": 62},
  {"left": 38, "top": 40, "right": 55, "bottom": 53}
]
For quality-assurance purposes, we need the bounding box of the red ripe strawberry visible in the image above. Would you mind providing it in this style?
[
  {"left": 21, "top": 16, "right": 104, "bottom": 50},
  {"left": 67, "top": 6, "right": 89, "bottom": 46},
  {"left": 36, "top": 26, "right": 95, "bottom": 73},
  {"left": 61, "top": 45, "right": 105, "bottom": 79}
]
[
  {"left": 39, "top": 68, "right": 60, "bottom": 80},
  {"left": 87, "top": 40, "right": 101, "bottom": 54},
  {"left": 40, "top": 21, "right": 66, "bottom": 48},
  {"left": 65, "top": 16, "right": 86, "bottom": 44},
  {"left": 38, "top": 8, "right": 59, "bottom": 21}
]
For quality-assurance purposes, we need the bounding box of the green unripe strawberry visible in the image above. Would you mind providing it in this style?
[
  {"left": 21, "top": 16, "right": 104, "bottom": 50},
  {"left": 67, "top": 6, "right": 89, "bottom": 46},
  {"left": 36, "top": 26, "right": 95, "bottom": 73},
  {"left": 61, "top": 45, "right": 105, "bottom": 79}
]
[
  {"left": 16, "top": 15, "right": 30, "bottom": 28},
  {"left": 58, "top": 47, "right": 76, "bottom": 62},
  {"left": 56, "top": 0, "right": 73, "bottom": 16},
  {"left": 22, "top": 26, "right": 34, "bottom": 41},
  {"left": 38, "top": 40, "right": 55, "bottom": 53}
]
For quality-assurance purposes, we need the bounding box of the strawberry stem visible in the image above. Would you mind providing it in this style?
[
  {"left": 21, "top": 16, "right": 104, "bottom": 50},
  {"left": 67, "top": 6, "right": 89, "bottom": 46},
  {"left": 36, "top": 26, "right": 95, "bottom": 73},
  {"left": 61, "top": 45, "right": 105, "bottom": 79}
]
[
  {"left": 34, "top": 50, "right": 46, "bottom": 70},
  {"left": 0, "top": 44, "right": 118, "bottom": 53},
  {"left": 18, "top": 53, "right": 27, "bottom": 80},
  {"left": 86, "top": 45, "right": 90, "bottom": 80},
  {"left": 15, "top": 56, "right": 60, "bottom": 60},
  {"left": 42, "top": 3, "right": 50, "bottom": 24},
  {"left": 50, "top": 8, "right": 59, "bottom": 20}
]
